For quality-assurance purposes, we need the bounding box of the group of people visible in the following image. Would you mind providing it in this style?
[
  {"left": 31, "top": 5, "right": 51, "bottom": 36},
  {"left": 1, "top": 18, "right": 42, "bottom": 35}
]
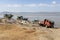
[
  {"left": 0, "top": 14, "right": 55, "bottom": 28},
  {"left": 39, "top": 19, "right": 54, "bottom": 28}
]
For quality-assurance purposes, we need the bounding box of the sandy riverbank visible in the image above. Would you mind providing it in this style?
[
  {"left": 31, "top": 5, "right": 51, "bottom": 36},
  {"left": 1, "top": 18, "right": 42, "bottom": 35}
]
[{"left": 0, "top": 24, "right": 60, "bottom": 40}]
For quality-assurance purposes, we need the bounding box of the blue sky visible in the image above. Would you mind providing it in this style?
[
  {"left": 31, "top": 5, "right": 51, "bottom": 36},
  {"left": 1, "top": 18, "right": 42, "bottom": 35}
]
[{"left": 0, "top": 0, "right": 60, "bottom": 12}]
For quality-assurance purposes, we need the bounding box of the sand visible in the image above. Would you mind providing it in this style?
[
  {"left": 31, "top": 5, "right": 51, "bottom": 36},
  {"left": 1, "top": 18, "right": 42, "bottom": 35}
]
[{"left": 0, "top": 24, "right": 60, "bottom": 40}]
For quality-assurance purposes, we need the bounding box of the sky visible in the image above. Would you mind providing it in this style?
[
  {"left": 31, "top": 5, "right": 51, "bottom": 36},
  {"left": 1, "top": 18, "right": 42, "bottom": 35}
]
[{"left": 0, "top": 0, "right": 60, "bottom": 12}]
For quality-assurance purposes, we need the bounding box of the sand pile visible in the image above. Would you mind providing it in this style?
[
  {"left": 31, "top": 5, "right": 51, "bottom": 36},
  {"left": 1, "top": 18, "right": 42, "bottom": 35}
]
[{"left": 0, "top": 24, "right": 60, "bottom": 40}]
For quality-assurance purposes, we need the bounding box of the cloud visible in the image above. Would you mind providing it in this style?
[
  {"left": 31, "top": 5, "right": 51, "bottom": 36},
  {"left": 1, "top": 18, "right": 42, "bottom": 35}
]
[
  {"left": 0, "top": 4, "right": 22, "bottom": 7},
  {"left": 52, "top": 1, "right": 56, "bottom": 4},
  {"left": 38, "top": 3, "right": 49, "bottom": 7},
  {"left": 38, "top": 2, "right": 60, "bottom": 7},
  {"left": 0, "top": 2, "right": 59, "bottom": 8},
  {"left": 24, "top": 4, "right": 37, "bottom": 7},
  {"left": 7, "top": 4, "right": 22, "bottom": 7}
]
